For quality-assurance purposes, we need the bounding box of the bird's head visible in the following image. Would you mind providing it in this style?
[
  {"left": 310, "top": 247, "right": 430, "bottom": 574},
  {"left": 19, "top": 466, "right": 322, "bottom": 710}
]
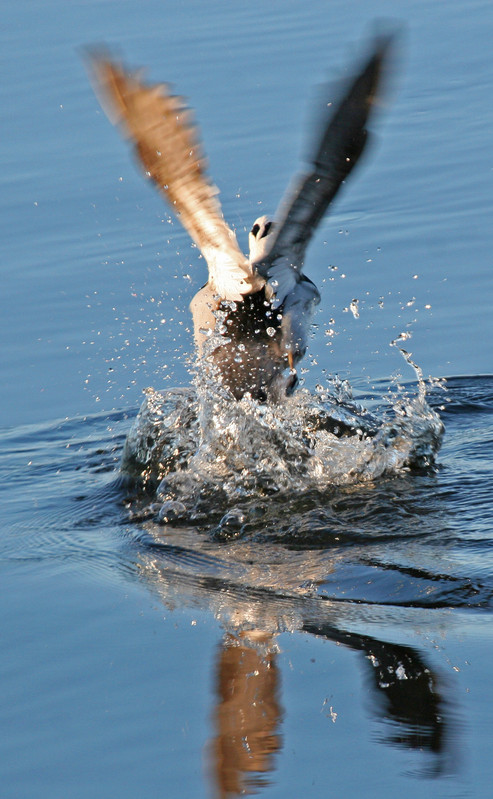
[{"left": 248, "top": 215, "right": 276, "bottom": 264}]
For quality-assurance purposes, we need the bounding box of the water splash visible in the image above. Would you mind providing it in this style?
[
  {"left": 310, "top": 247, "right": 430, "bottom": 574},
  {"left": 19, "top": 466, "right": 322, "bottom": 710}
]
[{"left": 121, "top": 362, "right": 444, "bottom": 524}]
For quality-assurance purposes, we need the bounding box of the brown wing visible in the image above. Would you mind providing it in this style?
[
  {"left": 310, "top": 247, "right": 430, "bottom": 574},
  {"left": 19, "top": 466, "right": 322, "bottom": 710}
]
[{"left": 87, "top": 52, "right": 262, "bottom": 300}]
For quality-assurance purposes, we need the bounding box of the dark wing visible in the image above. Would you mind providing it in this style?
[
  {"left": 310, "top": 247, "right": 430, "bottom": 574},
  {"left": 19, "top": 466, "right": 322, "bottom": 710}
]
[{"left": 254, "top": 35, "right": 394, "bottom": 305}]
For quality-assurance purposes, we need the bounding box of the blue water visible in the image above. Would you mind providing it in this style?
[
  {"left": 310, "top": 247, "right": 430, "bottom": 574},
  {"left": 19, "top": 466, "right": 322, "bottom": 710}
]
[{"left": 2, "top": 1, "right": 493, "bottom": 797}]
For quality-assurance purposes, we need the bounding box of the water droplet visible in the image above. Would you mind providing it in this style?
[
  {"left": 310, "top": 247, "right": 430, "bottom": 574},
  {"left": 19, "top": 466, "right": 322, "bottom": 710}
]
[
  {"left": 391, "top": 331, "right": 412, "bottom": 346},
  {"left": 266, "top": 327, "right": 276, "bottom": 337},
  {"left": 158, "top": 500, "right": 187, "bottom": 523}
]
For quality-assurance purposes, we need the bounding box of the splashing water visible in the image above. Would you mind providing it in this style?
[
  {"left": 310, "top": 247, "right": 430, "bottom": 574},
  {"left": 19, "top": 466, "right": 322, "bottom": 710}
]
[{"left": 121, "top": 351, "right": 444, "bottom": 525}]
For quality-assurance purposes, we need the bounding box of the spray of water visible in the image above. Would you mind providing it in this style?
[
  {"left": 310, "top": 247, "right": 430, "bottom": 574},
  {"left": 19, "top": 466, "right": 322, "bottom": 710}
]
[{"left": 121, "top": 343, "right": 444, "bottom": 524}]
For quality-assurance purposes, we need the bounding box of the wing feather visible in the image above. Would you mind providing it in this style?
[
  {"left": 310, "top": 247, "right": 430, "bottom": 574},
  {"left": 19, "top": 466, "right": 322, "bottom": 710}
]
[
  {"left": 87, "top": 52, "right": 263, "bottom": 300},
  {"left": 254, "top": 35, "right": 394, "bottom": 305}
]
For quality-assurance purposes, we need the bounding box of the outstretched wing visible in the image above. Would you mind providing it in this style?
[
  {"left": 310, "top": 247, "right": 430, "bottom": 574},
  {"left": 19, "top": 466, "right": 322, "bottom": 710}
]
[
  {"left": 86, "top": 52, "right": 263, "bottom": 301},
  {"left": 254, "top": 35, "right": 394, "bottom": 306}
]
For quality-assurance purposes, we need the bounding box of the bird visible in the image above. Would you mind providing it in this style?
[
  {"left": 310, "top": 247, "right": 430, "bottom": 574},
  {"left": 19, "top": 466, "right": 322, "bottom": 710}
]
[{"left": 86, "top": 35, "right": 393, "bottom": 402}]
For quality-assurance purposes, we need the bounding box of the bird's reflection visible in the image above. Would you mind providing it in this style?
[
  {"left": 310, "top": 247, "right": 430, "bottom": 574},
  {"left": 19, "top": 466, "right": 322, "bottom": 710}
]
[
  {"left": 302, "top": 622, "right": 451, "bottom": 778},
  {"left": 210, "top": 631, "right": 283, "bottom": 798},
  {"left": 137, "top": 541, "right": 455, "bottom": 797}
]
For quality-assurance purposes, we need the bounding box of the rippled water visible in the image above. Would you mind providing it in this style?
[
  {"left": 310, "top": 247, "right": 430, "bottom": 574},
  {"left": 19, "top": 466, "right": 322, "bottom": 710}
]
[
  {"left": 2, "top": 375, "right": 493, "bottom": 796},
  {"left": 3, "top": 0, "right": 493, "bottom": 797}
]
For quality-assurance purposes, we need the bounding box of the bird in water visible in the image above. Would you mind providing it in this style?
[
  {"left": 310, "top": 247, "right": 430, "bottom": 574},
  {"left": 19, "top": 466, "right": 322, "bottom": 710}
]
[{"left": 87, "top": 35, "right": 393, "bottom": 402}]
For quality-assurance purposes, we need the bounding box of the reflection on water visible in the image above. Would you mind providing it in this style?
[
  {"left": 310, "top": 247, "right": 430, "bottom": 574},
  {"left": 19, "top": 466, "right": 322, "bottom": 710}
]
[
  {"left": 139, "top": 536, "right": 453, "bottom": 794},
  {"left": 359, "top": 638, "right": 446, "bottom": 772},
  {"left": 211, "top": 632, "right": 282, "bottom": 797},
  {"left": 208, "top": 621, "right": 451, "bottom": 792}
]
